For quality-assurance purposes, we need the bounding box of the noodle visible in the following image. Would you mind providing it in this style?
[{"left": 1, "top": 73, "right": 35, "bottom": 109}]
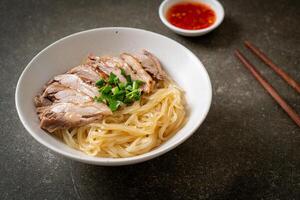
[{"left": 58, "top": 79, "right": 186, "bottom": 158}]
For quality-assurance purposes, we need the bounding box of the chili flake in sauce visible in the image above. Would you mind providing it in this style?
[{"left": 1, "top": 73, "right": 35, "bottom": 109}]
[{"left": 166, "top": 2, "right": 216, "bottom": 30}]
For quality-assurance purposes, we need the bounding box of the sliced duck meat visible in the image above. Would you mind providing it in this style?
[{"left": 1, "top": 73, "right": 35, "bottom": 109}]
[
  {"left": 133, "top": 50, "right": 166, "bottom": 80},
  {"left": 67, "top": 64, "right": 105, "bottom": 84},
  {"left": 54, "top": 74, "right": 99, "bottom": 98},
  {"left": 34, "top": 96, "right": 52, "bottom": 107},
  {"left": 87, "top": 55, "right": 156, "bottom": 93},
  {"left": 87, "top": 55, "right": 127, "bottom": 83},
  {"left": 105, "top": 56, "right": 141, "bottom": 81},
  {"left": 101, "top": 56, "right": 144, "bottom": 83},
  {"left": 52, "top": 89, "right": 91, "bottom": 104},
  {"left": 39, "top": 102, "right": 112, "bottom": 132},
  {"left": 35, "top": 50, "right": 169, "bottom": 134},
  {"left": 35, "top": 82, "right": 93, "bottom": 107},
  {"left": 35, "top": 82, "right": 67, "bottom": 107},
  {"left": 120, "top": 53, "right": 155, "bottom": 93}
]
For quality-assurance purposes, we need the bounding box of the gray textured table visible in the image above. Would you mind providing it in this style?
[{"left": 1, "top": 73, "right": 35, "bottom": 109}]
[{"left": 1, "top": 0, "right": 299, "bottom": 199}]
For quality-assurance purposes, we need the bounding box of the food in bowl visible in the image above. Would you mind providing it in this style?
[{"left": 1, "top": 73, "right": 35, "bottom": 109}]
[
  {"left": 35, "top": 50, "right": 186, "bottom": 158},
  {"left": 16, "top": 27, "right": 212, "bottom": 165},
  {"left": 166, "top": 1, "right": 216, "bottom": 30}
]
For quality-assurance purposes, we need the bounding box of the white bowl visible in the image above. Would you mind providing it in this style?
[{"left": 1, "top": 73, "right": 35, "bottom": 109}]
[
  {"left": 159, "top": 0, "right": 225, "bottom": 36},
  {"left": 15, "top": 27, "right": 212, "bottom": 166}
]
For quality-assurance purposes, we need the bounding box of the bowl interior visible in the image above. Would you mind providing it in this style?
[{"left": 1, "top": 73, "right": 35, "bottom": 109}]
[
  {"left": 160, "top": 0, "right": 224, "bottom": 32},
  {"left": 16, "top": 27, "right": 212, "bottom": 165}
]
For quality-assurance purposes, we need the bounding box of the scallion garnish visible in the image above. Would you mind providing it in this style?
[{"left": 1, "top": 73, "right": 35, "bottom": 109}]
[{"left": 94, "top": 71, "right": 144, "bottom": 111}]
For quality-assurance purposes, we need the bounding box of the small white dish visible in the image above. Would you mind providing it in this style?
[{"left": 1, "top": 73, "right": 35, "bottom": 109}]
[
  {"left": 15, "top": 27, "right": 212, "bottom": 166},
  {"left": 159, "top": 0, "right": 225, "bottom": 37}
]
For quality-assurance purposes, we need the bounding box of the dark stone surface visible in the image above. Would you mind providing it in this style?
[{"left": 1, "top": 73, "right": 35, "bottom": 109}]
[{"left": 0, "top": 0, "right": 299, "bottom": 199}]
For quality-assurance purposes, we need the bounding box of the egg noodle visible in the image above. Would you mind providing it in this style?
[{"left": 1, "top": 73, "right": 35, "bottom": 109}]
[{"left": 56, "top": 79, "right": 186, "bottom": 158}]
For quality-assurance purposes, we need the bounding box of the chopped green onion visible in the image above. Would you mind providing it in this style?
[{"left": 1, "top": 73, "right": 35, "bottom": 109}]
[
  {"left": 95, "top": 79, "right": 105, "bottom": 87},
  {"left": 126, "top": 74, "right": 132, "bottom": 83},
  {"left": 112, "top": 86, "right": 120, "bottom": 95},
  {"left": 120, "top": 68, "right": 131, "bottom": 83},
  {"left": 132, "top": 80, "right": 144, "bottom": 90},
  {"left": 126, "top": 84, "right": 133, "bottom": 92},
  {"left": 99, "top": 85, "right": 112, "bottom": 94},
  {"left": 108, "top": 72, "right": 119, "bottom": 85},
  {"left": 107, "top": 99, "right": 121, "bottom": 112},
  {"left": 120, "top": 68, "right": 126, "bottom": 77},
  {"left": 94, "top": 72, "right": 144, "bottom": 111},
  {"left": 113, "top": 90, "right": 125, "bottom": 101},
  {"left": 118, "top": 82, "right": 126, "bottom": 90}
]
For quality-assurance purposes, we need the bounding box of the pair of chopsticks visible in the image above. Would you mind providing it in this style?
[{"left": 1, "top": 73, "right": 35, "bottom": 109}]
[{"left": 235, "top": 41, "right": 300, "bottom": 127}]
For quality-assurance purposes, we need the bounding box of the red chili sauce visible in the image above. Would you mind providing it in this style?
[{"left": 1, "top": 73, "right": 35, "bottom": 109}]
[{"left": 166, "top": 2, "right": 216, "bottom": 30}]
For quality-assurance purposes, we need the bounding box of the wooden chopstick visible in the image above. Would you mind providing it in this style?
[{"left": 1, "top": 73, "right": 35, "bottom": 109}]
[
  {"left": 235, "top": 50, "right": 300, "bottom": 127},
  {"left": 244, "top": 41, "right": 300, "bottom": 94}
]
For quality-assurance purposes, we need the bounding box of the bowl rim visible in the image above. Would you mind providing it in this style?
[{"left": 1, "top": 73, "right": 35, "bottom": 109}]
[
  {"left": 15, "top": 27, "right": 212, "bottom": 165},
  {"left": 159, "top": 0, "right": 225, "bottom": 34}
]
